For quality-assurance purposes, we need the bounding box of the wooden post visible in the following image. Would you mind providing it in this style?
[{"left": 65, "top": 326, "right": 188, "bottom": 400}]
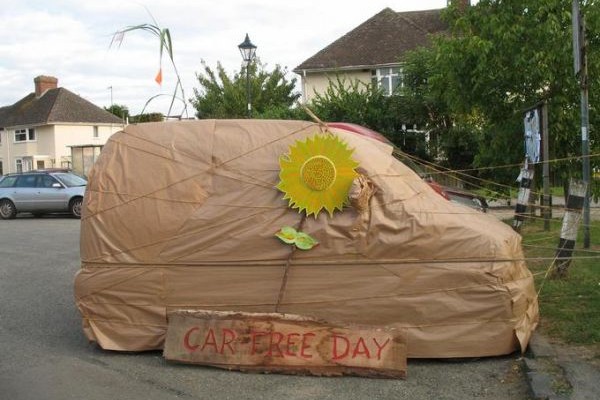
[
  {"left": 513, "top": 164, "right": 534, "bottom": 232},
  {"left": 553, "top": 179, "right": 587, "bottom": 278}
]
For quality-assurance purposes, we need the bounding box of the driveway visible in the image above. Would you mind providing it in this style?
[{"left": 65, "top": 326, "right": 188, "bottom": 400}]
[{"left": 0, "top": 217, "right": 529, "bottom": 400}]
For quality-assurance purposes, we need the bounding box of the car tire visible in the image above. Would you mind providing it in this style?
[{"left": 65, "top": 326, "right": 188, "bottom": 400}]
[
  {"left": 70, "top": 197, "right": 83, "bottom": 219},
  {"left": 0, "top": 199, "right": 17, "bottom": 220}
]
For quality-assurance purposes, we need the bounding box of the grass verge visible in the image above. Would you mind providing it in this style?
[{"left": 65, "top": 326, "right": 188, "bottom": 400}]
[{"left": 519, "top": 217, "right": 600, "bottom": 345}]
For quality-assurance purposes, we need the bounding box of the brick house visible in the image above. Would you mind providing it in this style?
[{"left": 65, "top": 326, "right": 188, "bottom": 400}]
[{"left": 0, "top": 76, "right": 123, "bottom": 175}]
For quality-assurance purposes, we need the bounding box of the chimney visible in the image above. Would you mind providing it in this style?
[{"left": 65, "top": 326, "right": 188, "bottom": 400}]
[{"left": 34, "top": 75, "right": 58, "bottom": 97}]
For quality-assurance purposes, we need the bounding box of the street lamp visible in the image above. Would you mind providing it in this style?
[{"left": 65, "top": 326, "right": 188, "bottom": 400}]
[{"left": 238, "top": 33, "right": 257, "bottom": 118}]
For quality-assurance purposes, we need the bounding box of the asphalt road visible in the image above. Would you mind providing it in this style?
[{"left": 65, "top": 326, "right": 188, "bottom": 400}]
[{"left": 0, "top": 216, "right": 530, "bottom": 400}]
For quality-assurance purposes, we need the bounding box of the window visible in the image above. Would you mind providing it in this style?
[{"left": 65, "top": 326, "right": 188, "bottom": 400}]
[
  {"left": 371, "top": 67, "right": 402, "bottom": 96},
  {"left": 54, "top": 172, "right": 87, "bottom": 187},
  {"left": 16, "top": 158, "right": 23, "bottom": 173},
  {"left": 15, "top": 175, "right": 37, "bottom": 188},
  {"left": 93, "top": 126, "right": 99, "bottom": 138},
  {"left": 37, "top": 175, "right": 60, "bottom": 188},
  {"left": 0, "top": 127, "right": 3, "bottom": 144},
  {"left": 14, "top": 128, "right": 36, "bottom": 142},
  {"left": 15, "top": 129, "right": 27, "bottom": 142},
  {"left": 0, "top": 160, "right": 3, "bottom": 175},
  {"left": 0, "top": 175, "right": 17, "bottom": 188}
]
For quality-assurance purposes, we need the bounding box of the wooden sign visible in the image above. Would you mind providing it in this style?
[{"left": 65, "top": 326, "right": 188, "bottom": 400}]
[{"left": 164, "top": 310, "right": 406, "bottom": 378}]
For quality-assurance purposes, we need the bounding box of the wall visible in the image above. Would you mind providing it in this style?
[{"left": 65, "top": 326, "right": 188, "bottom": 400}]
[
  {"left": 300, "top": 70, "right": 372, "bottom": 103},
  {"left": 0, "top": 123, "right": 123, "bottom": 173},
  {"left": 0, "top": 126, "right": 54, "bottom": 173},
  {"left": 53, "top": 123, "right": 123, "bottom": 168}
]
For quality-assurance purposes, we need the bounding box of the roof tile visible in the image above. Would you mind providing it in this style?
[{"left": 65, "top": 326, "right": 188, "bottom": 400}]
[
  {"left": 294, "top": 8, "right": 447, "bottom": 72},
  {"left": 0, "top": 88, "right": 122, "bottom": 127}
]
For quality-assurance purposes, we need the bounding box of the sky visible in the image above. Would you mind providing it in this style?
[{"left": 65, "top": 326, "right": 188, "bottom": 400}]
[{"left": 0, "top": 0, "right": 449, "bottom": 117}]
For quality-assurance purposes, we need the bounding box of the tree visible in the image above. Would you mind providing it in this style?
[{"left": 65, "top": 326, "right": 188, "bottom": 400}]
[
  {"left": 105, "top": 104, "right": 129, "bottom": 120},
  {"left": 307, "top": 76, "right": 432, "bottom": 158},
  {"left": 190, "top": 60, "right": 301, "bottom": 119},
  {"left": 129, "top": 113, "right": 164, "bottom": 123},
  {"left": 427, "top": 0, "right": 600, "bottom": 191}
]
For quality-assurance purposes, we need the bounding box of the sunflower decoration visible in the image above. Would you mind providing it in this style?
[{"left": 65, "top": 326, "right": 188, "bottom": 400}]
[{"left": 276, "top": 133, "right": 359, "bottom": 217}]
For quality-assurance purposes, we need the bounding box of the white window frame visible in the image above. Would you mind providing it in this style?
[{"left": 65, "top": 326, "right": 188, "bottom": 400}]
[
  {"left": 15, "top": 158, "right": 23, "bottom": 173},
  {"left": 14, "top": 128, "right": 36, "bottom": 143},
  {"left": 93, "top": 126, "right": 99, "bottom": 139},
  {"left": 371, "top": 67, "right": 403, "bottom": 96}
]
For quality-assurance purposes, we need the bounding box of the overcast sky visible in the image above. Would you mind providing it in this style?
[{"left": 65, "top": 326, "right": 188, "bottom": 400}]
[{"left": 0, "top": 0, "right": 449, "bottom": 117}]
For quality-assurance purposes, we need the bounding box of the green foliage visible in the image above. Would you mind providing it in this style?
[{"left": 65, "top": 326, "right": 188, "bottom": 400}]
[
  {"left": 441, "top": 126, "right": 478, "bottom": 172},
  {"left": 429, "top": 0, "right": 600, "bottom": 192},
  {"left": 104, "top": 104, "right": 129, "bottom": 120},
  {"left": 129, "top": 113, "right": 164, "bottom": 123},
  {"left": 190, "top": 60, "right": 300, "bottom": 119},
  {"left": 309, "top": 77, "right": 388, "bottom": 126},
  {"left": 400, "top": 46, "right": 477, "bottom": 166},
  {"left": 307, "top": 76, "right": 431, "bottom": 159},
  {"left": 521, "top": 218, "right": 600, "bottom": 345}
]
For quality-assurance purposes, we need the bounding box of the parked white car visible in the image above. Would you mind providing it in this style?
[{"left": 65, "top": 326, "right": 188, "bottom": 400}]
[{"left": 0, "top": 170, "right": 86, "bottom": 219}]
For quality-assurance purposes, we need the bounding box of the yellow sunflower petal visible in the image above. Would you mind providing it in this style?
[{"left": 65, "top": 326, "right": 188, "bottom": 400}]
[{"left": 276, "top": 134, "right": 359, "bottom": 217}]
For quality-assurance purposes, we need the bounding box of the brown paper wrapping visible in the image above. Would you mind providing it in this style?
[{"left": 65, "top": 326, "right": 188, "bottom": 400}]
[{"left": 74, "top": 119, "right": 538, "bottom": 357}]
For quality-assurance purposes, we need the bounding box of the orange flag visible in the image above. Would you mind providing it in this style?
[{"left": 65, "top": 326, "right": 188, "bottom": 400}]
[{"left": 154, "top": 68, "right": 163, "bottom": 85}]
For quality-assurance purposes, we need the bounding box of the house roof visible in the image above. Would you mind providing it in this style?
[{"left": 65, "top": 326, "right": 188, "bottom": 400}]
[
  {"left": 294, "top": 7, "right": 447, "bottom": 72},
  {"left": 0, "top": 87, "right": 122, "bottom": 128}
]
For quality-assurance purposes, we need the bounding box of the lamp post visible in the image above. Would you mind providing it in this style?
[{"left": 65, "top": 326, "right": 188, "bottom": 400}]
[{"left": 238, "top": 33, "right": 257, "bottom": 118}]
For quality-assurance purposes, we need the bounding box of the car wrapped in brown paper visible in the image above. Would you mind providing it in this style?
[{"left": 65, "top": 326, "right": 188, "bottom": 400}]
[{"left": 74, "top": 119, "right": 538, "bottom": 358}]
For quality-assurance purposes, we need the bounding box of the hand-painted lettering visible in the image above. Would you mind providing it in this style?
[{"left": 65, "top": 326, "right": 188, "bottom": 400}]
[
  {"left": 285, "top": 333, "right": 300, "bottom": 357},
  {"left": 300, "top": 332, "right": 315, "bottom": 359},
  {"left": 372, "top": 337, "right": 390, "bottom": 360},
  {"left": 201, "top": 328, "right": 218, "bottom": 352},
  {"left": 220, "top": 328, "right": 237, "bottom": 354},
  {"left": 332, "top": 334, "right": 350, "bottom": 360},
  {"left": 267, "top": 331, "right": 284, "bottom": 357},
  {"left": 351, "top": 337, "right": 371, "bottom": 359},
  {"left": 177, "top": 321, "right": 396, "bottom": 367},
  {"left": 183, "top": 327, "right": 200, "bottom": 353},
  {"left": 250, "top": 331, "right": 268, "bottom": 355}
]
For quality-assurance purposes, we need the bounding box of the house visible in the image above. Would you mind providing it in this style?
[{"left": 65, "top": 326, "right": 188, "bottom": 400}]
[
  {"left": 293, "top": 7, "right": 449, "bottom": 103},
  {"left": 0, "top": 76, "right": 124, "bottom": 175}
]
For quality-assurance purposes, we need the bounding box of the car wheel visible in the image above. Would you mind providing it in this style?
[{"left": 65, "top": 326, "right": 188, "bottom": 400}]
[
  {"left": 70, "top": 197, "right": 83, "bottom": 219},
  {"left": 0, "top": 199, "right": 17, "bottom": 220}
]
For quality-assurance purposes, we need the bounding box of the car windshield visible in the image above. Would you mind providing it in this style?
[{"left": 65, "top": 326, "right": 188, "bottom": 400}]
[
  {"left": 54, "top": 172, "right": 87, "bottom": 187},
  {"left": 391, "top": 148, "right": 432, "bottom": 179}
]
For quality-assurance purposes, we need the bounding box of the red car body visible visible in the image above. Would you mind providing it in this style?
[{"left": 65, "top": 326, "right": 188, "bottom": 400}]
[{"left": 328, "top": 122, "right": 490, "bottom": 210}]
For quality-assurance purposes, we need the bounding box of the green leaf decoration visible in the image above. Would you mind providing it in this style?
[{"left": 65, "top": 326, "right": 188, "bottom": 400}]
[
  {"left": 275, "top": 227, "right": 318, "bottom": 250},
  {"left": 294, "top": 232, "right": 319, "bottom": 250},
  {"left": 275, "top": 226, "right": 298, "bottom": 244}
]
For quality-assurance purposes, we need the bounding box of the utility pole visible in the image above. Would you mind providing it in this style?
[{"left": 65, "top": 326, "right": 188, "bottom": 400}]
[
  {"left": 108, "top": 86, "right": 113, "bottom": 106},
  {"left": 572, "top": 0, "right": 591, "bottom": 248},
  {"left": 542, "top": 102, "right": 551, "bottom": 231}
]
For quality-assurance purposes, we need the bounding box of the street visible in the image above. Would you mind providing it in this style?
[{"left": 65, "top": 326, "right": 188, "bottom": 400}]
[{"left": 0, "top": 217, "right": 529, "bottom": 400}]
